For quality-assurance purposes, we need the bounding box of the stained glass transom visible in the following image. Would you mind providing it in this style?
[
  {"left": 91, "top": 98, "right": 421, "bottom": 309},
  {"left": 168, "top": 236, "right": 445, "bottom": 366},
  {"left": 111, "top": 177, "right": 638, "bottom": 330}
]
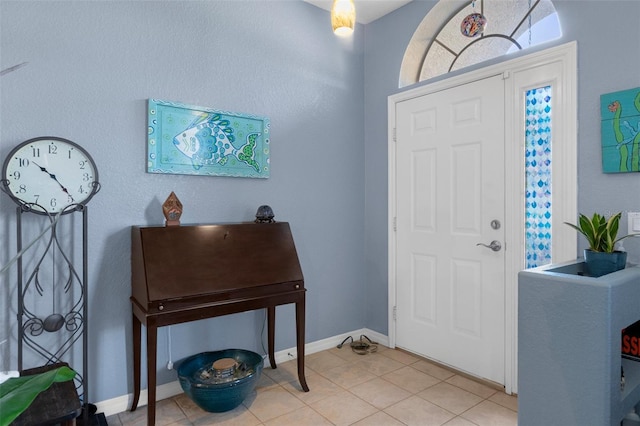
[
  {"left": 525, "top": 85, "right": 552, "bottom": 268},
  {"left": 399, "top": 0, "right": 562, "bottom": 87}
]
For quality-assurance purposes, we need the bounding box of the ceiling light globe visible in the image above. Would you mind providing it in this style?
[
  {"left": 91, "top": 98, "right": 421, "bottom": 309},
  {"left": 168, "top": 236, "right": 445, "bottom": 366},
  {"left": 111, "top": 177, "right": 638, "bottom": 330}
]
[{"left": 331, "top": 0, "right": 355, "bottom": 36}]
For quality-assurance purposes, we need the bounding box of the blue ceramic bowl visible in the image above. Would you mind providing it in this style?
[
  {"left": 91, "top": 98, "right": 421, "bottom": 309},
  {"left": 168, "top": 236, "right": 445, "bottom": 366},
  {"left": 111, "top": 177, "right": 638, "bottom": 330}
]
[{"left": 177, "top": 349, "right": 264, "bottom": 412}]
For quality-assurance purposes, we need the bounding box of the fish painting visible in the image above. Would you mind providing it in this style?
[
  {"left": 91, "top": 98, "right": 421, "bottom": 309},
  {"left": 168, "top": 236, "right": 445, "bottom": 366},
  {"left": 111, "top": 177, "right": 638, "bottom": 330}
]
[
  {"left": 148, "top": 99, "right": 270, "bottom": 178},
  {"left": 173, "top": 113, "right": 261, "bottom": 172}
]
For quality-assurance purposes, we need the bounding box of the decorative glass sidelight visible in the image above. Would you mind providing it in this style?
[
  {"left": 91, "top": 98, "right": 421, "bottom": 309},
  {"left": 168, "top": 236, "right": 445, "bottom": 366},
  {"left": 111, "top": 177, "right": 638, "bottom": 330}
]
[{"left": 525, "top": 85, "right": 552, "bottom": 268}]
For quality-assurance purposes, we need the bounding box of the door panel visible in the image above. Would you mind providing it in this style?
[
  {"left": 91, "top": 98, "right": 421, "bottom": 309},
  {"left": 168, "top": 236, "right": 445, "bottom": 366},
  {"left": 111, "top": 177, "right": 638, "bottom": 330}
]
[{"left": 395, "top": 74, "right": 505, "bottom": 384}]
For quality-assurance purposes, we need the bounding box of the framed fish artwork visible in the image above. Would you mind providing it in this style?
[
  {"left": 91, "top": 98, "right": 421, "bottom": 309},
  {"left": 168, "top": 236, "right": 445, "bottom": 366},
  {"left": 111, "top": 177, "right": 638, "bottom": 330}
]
[{"left": 147, "top": 99, "right": 270, "bottom": 178}]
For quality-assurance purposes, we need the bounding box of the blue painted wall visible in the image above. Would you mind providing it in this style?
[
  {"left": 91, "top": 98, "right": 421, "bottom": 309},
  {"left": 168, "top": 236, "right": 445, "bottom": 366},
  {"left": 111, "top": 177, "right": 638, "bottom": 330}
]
[
  {"left": 2, "top": 0, "right": 640, "bottom": 405},
  {"left": 0, "top": 1, "right": 365, "bottom": 402},
  {"left": 362, "top": 0, "right": 640, "bottom": 334}
]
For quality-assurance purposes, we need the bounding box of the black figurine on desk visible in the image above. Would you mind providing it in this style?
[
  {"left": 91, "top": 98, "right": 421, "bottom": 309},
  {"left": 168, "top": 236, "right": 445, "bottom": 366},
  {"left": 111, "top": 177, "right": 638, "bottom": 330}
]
[{"left": 255, "top": 205, "right": 275, "bottom": 223}]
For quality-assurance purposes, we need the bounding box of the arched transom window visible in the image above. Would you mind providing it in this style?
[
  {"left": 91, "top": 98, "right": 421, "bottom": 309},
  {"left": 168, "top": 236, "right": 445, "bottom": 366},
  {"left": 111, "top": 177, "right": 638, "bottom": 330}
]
[{"left": 400, "top": 0, "right": 561, "bottom": 88}]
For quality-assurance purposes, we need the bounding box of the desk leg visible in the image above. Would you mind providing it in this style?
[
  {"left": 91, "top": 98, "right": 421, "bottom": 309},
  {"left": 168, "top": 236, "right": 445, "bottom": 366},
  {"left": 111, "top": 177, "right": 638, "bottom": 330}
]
[
  {"left": 147, "top": 323, "right": 158, "bottom": 426},
  {"left": 296, "top": 298, "right": 309, "bottom": 392},
  {"left": 267, "top": 307, "right": 277, "bottom": 369},
  {"left": 130, "top": 313, "right": 141, "bottom": 411}
]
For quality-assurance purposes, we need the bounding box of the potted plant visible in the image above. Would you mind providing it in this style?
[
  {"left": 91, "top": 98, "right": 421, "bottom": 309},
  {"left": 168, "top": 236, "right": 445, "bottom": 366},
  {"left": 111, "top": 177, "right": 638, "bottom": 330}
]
[
  {"left": 564, "top": 212, "right": 633, "bottom": 277},
  {"left": 0, "top": 365, "right": 76, "bottom": 426}
]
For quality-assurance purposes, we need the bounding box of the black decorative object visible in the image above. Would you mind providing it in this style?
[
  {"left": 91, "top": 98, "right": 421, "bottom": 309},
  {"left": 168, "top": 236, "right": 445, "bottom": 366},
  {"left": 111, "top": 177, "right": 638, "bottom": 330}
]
[{"left": 255, "top": 205, "right": 275, "bottom": 223}]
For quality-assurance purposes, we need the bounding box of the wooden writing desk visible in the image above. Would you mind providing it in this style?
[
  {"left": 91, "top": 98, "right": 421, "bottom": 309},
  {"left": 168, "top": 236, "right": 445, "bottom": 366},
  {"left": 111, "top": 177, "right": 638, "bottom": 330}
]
[{"left": 129, "top": 222, "right": 308, "bottom": 425}]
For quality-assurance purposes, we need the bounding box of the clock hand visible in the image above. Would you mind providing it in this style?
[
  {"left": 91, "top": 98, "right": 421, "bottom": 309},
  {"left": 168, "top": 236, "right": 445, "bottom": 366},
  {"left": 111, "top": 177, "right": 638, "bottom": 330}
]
[{"left": 32, "top": 161, "right": 75, "bottom": 202}]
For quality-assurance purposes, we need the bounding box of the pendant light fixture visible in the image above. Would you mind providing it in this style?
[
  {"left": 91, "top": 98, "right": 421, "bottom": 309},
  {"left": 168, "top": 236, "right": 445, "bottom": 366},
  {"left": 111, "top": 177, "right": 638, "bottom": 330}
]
[{"left": 331, "top": 0, "right": 356, "bottom": 36}]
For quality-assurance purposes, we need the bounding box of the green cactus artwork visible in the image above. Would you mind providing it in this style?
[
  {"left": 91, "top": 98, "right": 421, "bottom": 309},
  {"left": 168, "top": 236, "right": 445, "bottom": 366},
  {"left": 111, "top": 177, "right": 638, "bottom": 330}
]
[{"left": 601, "top": 87, "right": 640, "bottom": 173}]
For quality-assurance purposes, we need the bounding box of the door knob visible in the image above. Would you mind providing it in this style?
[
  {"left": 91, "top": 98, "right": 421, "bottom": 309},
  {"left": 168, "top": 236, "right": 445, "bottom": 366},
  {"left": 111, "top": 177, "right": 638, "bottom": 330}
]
[{"left": 476, "top": 240, "right": 502, "bottom": 252}]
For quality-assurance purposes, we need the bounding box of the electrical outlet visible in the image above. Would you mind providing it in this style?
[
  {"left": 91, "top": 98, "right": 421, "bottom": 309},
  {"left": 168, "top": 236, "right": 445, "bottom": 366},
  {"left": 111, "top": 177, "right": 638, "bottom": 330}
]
[{"left": 628, "top": 212, "right": 640, "bottom": 235}]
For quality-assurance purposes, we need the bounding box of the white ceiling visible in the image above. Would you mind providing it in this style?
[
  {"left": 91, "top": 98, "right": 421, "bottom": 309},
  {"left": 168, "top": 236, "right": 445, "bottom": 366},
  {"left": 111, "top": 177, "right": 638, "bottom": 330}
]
[{"left": 303, "top": 0, "right": 413, "bottom": 25}]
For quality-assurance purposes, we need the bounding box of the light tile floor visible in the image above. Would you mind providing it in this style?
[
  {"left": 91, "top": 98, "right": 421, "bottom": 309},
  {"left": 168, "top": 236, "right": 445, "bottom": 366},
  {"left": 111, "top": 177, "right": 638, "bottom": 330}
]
[{"left": 107, "top": 345, "right": 517, "bottom": 426}]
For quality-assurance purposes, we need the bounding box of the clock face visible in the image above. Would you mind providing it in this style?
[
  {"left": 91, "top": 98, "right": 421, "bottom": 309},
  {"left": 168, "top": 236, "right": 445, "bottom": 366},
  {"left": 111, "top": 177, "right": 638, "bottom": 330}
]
[{"left": 2, "top": 137, "right": 99, "bottom": 214}]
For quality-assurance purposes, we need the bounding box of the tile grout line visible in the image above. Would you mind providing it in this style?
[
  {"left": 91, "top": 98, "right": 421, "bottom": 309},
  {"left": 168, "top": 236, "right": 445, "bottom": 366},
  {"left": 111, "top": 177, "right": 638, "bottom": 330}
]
[{"left": 112, "top": 347, "right": 516, "bottom": 426}]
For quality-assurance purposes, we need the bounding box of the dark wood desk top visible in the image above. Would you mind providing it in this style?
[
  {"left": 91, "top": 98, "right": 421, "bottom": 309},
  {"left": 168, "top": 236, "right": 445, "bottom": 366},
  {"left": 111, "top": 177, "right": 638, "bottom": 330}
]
[{"left": 131, "top": 222, "right": 304, "bottom": 315}]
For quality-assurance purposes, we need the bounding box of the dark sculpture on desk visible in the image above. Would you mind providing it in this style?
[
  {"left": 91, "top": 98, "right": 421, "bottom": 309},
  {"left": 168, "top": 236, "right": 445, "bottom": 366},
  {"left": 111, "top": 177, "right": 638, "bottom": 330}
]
[{"left": 255, "top": 204, "right": 275, "bottom": 223}]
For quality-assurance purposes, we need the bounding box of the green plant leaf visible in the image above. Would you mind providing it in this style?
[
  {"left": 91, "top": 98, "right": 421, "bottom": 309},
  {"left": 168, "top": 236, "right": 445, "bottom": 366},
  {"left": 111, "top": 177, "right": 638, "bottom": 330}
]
[
  {"left": 602, "top": 213, "right": 620, "bottom": 252},
  {"left": 0, "top": 366, "right": 76, "bottom": 426},
  {"left": 565, "top": 212, "right": 629, "bottom": 253}
]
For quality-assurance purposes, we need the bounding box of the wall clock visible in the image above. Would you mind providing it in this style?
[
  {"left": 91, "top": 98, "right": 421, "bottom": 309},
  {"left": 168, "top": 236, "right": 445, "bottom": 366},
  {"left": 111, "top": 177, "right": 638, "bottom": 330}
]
[
  {"left": 2, "top": 136, "right": 99, "bottom": 214},
  {"left": 1, "top": 136, "right": 100, "bottom": 413}
]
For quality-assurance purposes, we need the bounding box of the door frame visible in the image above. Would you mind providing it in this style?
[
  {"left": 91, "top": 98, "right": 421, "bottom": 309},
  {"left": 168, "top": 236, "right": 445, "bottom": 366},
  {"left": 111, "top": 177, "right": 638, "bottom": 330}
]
[{"left": 388, "top": 42, "right": 577, "bottom": 394}]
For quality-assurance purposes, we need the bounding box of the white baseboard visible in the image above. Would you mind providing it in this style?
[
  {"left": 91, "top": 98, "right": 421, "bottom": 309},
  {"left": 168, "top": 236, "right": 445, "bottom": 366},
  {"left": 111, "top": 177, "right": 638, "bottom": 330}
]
[{"left": 97, "top": 328, "right": 388, "bottom": 417}]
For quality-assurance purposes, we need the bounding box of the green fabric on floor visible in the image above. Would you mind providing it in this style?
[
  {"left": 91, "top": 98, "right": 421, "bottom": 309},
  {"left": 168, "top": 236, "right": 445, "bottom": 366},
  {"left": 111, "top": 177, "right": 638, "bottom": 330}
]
[{"left": 0, "top": 365, "right": 76, "bottom": 426}]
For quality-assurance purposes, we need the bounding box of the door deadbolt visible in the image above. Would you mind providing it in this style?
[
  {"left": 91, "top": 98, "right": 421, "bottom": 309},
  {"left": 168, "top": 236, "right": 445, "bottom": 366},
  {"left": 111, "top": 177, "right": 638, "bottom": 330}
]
[{"left": 490, "top": 220, "right": 501, "bottom": 230}]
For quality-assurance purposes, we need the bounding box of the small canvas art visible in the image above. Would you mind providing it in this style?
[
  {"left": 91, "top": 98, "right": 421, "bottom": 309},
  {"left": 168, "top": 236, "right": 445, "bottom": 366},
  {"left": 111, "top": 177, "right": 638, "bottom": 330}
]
[
  {"left": 147, "top": 99, "right": 270, "bottom": 178},
  {"left": 600, "top": 87, "right": 640, "bottom": 173}
]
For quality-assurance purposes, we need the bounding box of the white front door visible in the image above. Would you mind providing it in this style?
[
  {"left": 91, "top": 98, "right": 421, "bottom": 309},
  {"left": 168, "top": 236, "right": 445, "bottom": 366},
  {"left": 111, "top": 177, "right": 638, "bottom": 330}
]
[
  {"left": 395, "top": 74, "right": 505, "bottom": 384},
  {"left": 390, "top": 43, "right": 578, "bottom": 393}
]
